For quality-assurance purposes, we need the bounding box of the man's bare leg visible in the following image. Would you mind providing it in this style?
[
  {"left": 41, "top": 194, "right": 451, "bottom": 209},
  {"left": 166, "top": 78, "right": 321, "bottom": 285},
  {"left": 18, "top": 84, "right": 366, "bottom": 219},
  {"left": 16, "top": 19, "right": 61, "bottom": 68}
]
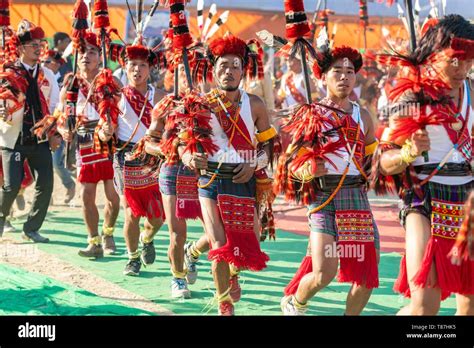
[
  {"left": 162, "top": 194, "right": 187, "bottom": 276},
  {"left": 397, "top": 213, "right": 441, "bottom": 316},
  {"left": 199, "top": 196, "right": 231, "bottom": 306},
  {"left": 281, "top": 232, "right": 337, "bottom": 315},
  {"left": 78, "top": 182, "right": 103, "bottom": 258},
  {"left": 81, "top": 182, "right": 99, "bottom": 237},
  {"left": 161, "top": 194, "right": 191, "bottom": 298},
  {"left": 455, "top": 294, "right": 474, "bottom": 315},
  {"left": 295, "top": 232, "right": 338, "bottom": 304},
  {"left": 102, "top": 179, "right": 120, "bottom": 230},
  {"left": 101, "top": 179, "right": 120, "bottom": 254}
]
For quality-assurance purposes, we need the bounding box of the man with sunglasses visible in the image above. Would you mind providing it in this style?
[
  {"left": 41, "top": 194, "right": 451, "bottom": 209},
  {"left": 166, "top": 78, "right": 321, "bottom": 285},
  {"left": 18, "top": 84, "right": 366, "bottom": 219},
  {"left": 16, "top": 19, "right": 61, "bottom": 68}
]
[{"left": 0, "top": 19, "right": 61, "bottom": 242}]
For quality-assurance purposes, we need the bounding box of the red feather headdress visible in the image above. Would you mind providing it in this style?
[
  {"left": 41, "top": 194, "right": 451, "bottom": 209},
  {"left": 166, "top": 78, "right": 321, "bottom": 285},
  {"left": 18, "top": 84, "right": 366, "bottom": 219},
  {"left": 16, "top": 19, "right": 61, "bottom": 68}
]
[
  {"left": 193, "top": 34, "right": 264, "bottom": 84},
  {"left": 312, "top": 45, "right": 363, "bottom": 79},
  {"left": 16, "top": 19, "right": 44, "bottom": 44},
  {"left": 450, "top": 37, "right": 474, "bottom": 60},
  {"left": 109, "top": 40, "right": 167, "bottom": 71}
]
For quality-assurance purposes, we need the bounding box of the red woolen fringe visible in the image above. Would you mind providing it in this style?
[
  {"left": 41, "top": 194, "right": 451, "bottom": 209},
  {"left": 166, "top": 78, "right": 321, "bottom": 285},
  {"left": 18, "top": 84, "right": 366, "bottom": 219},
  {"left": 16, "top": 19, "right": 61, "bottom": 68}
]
[
  {"left": 172, "top": 34, "right": 193, "bottom": 51},
  {"left": 413, "top": 236, "right": 464, "bottom": 295},
  {"left": 393, "top": 254, "right": 411, "bottom": 298},
  {"left": 208, "top": 233, "right": 269, "bottom": 272},
  {"left": 176, "top": 198, "right": 202, "bottom": 220},
  {"left": 337, "top": 241, "right": 379, "bottom": 289},
  {"left": 284, "top": 0, "right": 305, "bottom": 12},
  {"left": 124, "top": 184, "right": 165, "bottom": 220},
  {"left": 208, "top": 194, "right": 269, "bottom": 271},
  {"left": 284, "top": 255, "right": 313, "bottom": 296},
  {"left": 286, "top": 23, "right": 311, "bottom": 40},
  {"left": 393, "top": 253, "right": 452, "bottom": 300},
  {"left": 0, "top": 17, "right": 9, "bottom": 27},
  {"left": 94, "top": 16, "right": 110, "bottom": 29},
  {"left": 78, "top": 160, "right": 114, "bottom": 183}
]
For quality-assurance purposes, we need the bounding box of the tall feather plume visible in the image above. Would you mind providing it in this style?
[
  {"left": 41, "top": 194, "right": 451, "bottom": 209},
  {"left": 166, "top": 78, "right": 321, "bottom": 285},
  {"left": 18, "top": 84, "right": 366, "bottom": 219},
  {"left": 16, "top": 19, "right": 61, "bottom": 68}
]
[
  {"left": 197, "top": 0, "right": 204, "bottom": 38},
  {"left": 201, "top": 3, "right": 216, "bottom": 42},
  {"left": 204, "top": 10, "right": 229, "bottom": 43}
]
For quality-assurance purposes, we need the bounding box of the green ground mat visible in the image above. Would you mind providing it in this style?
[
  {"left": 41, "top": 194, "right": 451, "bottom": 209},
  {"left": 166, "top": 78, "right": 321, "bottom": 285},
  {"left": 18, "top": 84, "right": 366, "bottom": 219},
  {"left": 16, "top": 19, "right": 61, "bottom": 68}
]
[
  {"left": 0, "top": 263, "right": 152, "bottom": 316},
  {"left": 5, "top": 208, "right": 457, "bottom": 315}
]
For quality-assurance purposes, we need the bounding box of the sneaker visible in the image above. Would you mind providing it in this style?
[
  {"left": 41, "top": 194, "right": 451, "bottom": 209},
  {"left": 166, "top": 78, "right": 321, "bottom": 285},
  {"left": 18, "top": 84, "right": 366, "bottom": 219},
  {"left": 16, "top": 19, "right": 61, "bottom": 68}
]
[
  {"left": 280, "top": 295, "right": 308, "bottom": 316},
  {"left": 78, "top": 243, "right": 104, "bottom": 259},
  {"left": 64, "top": 184, "right": 76, "bottom": 204},
  {"left": 141, "top": 239, "right": 156, "bottom": 266},
  {"left": 218, "top": 301, "right": 235, "bottom": 316},
  {"left": 22, "top": 231, "right": 50, "bottom": 243},
  {"left": 102, "top": 235, "right": 117, "bottom": 255},
  {"left": 4, "top": 220, "right": 15, "bottom": 233},
  {"left": 229, "top": 275, "right": 242, "bottom": 303},
  {"left": 184, "top": 242, "right": 198, "bottom": 284},
  {"left": 123, "top": 259, "right": 141, "bottom": 276},
  {"left": 171, "top": 278, "right": 191, "bottom": 299}
]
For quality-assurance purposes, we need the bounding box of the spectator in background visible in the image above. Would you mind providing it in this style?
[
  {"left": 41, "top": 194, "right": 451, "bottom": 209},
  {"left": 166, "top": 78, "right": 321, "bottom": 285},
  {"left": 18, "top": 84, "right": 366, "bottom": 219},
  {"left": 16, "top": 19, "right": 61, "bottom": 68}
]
[
  {"left": 53, "top": 32, "right": 73, "bottom": 85},
  {"left": 41, "top": 51, "right": 76, "bottom": 204},
  {"left": 41, "top": 50, "right": 66, "bottom": 84}
]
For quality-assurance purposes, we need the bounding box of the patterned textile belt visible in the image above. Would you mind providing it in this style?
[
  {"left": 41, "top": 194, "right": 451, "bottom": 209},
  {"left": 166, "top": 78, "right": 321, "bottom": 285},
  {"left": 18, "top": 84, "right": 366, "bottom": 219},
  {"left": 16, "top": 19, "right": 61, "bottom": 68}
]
[
  {"left": 414, "top": 162, "right": 472, "bottom": 176},
  {"left": 204, "top": 162, "right": 241, "bottom": 179},
  {"left": 77, "top": 120, "right": 99, "bottom": 136},
  {"left": 319, "top": 175, "right": 365, "bottom": 192}
]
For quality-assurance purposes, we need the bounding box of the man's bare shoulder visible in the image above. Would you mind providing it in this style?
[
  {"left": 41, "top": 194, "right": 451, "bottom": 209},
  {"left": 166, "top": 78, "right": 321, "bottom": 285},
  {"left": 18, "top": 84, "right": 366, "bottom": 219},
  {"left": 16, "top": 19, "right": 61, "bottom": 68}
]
[{"left": 247, "top": 92, "right": 266, "bottom": 110}]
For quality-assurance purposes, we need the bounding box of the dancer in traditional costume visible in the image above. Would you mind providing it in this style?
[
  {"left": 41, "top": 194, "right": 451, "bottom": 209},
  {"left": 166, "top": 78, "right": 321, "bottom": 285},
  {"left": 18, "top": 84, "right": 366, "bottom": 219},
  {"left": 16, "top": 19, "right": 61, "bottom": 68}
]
[
  {"left": 57, "top": 7, "right": 120, "bottom": 258},
  {"left": 178, "top": 32, "right": 277, "bottom": 315},
  {"left": 0, "top": 19, "right": 61, "bottom": 242},
  {"left": 373, "top": 14, "right": 474, "bottom": 315},
  {"left": 140, "top": 0, "right": 208, "bottom": 297},
  {"left": 274, "top": 0, "right": 379, "bottom": 316},
  {"left": 104, "top": 38, "right": 167, "bottom": 276}
]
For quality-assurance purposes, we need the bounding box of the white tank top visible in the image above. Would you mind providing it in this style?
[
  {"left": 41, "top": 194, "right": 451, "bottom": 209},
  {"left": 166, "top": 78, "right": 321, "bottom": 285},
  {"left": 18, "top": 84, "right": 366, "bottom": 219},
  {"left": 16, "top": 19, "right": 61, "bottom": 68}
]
[
  {"left": 414, "top": 80, "right": 473, "bottom": 185},
  {"left": 208, "top": 90, "right": 256, "bottom": 164},
  {"left": 117, "top": 85, "right": 155, "bottom": 144},
  {"left": 325, "top": 102, "right": 365, "bottom": 176},
  {"left": 77, "top": 89, "right": 100, "bottom": 122}
]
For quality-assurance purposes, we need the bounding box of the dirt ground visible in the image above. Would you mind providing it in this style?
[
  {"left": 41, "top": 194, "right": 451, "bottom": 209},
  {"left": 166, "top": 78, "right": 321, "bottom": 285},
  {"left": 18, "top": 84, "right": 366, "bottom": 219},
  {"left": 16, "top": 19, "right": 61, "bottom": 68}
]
[{"left": 2, "top": 173, "right": 173, "bottom": 315}]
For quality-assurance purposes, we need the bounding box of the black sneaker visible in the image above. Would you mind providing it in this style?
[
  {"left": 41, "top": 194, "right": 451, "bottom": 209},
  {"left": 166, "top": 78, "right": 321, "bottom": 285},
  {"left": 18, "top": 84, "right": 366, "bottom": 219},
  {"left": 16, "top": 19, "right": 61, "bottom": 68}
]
[
  {"left": 141, "top": 240, "right": 156, "bottom": 266},
  {"left": 123, "top": 258, "right": 141, "bottom": 276},
  {"left": 0, "top": 218, "right": 4, "bottom": 238},
  {"left": 22, "top": 231, "right": 50, "bottom": 243}
]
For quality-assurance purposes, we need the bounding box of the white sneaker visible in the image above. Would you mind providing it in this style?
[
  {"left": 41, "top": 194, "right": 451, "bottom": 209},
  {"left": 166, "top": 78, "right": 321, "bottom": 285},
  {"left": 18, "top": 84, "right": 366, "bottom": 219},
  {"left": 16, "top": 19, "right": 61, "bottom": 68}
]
[
  {"left": 171, "top": 278, "right": 191, "bottom": 299},
  {"left": 4, "top": 220, "right": 15, "bottom": 233},
  {"left": 280, "top": 295, "right": 307, "bottom": 316},
  {"left": 184, "top": 242, "right": 199, "bottom": 285}
]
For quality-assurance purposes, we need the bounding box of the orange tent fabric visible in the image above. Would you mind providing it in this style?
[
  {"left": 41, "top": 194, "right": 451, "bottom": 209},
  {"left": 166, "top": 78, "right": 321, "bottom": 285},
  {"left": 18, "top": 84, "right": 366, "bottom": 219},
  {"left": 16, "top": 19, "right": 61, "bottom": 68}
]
[{"left": 9, "top": 3, "right": 406, "bottom": 49}]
